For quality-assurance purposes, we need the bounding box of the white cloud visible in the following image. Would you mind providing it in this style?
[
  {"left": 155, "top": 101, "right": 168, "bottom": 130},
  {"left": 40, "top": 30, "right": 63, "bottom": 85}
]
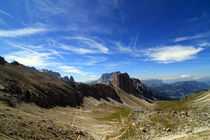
[
  {"left": 115, "top": 41, "right": 132, "bottom": 53},
  {"left": 58, "top": 65, "right": 86, "bottom": 75},
  {"left": 198, "top": 42, "right": 210, "bottom": 47},
  {"left": 0, "top": 27, "right": 47, "bottom": 37},
  {"left": 181, "top": 74, "right": 191, "bottom": 78},
  {"left": 4, "top": 51, "right": 53, "bottom": 67},
  {"left": 174, "top": 33, "right": 207, "bottom": 42},
  {"left": 145, "top": 45, "right": 204, "bottom": 63},
  {"left": 60, "top": 44, "right": 97, "bottom": 54},
  {"left": 4, "top": 43, "right": 64, "bottom": 68},
  {"left": 67, "top": 36, "right": 109, "bottom": 54},
  {"left": 160, "top": 74, "right": 210, "bottom": 83}
]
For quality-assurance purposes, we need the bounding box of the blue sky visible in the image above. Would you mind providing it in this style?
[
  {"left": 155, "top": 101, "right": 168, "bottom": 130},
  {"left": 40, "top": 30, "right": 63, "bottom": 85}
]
[{"left": 0, "top": 0, "right": 210, "bottom": 82}]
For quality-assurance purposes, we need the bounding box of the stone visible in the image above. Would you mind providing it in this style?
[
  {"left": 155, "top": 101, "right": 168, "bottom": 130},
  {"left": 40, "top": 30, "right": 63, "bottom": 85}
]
[
  {"left": 140, "top": 127, "right": 146, "bottom": 132},
  {"left": 166, "top": 128, "right": 171, "bottom": 132}
]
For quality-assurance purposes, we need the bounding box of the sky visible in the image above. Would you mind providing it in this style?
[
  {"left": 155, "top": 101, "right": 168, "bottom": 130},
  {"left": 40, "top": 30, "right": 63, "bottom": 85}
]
[{"left": 0, "top": 0, "right": 210, "bottom": 82}]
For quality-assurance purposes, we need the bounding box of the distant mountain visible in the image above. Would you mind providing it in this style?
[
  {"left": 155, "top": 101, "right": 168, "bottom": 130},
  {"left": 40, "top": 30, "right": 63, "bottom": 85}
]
[
  {"left": 40, "top": 69, "right": 61, "bottom": 78},
  {"left": 62, "top": 76, "right": 74, "bottom": 82},
  {"left": 144, "top": 80, "right": 210, "bottom": 100},
  {"left": 0, "top": 56, "right": 121, "bottom": 108},
  {"left": 96, "top": 71, "right": 119, "bottom": 84},
  {"left": 40, "top": 69, "right": 75, "bottom": 82},
  {"left": 0, "top": 56, "right": 157, "bottom": 109},
  {"left": 111, "top": 72, "right": 158, "bottom": 100},
  {"left": 200, "top": 80, "right": 210, "bottom": 86},
  {"left": 141, "top": 79, "right": 163, "bottom": 87}
]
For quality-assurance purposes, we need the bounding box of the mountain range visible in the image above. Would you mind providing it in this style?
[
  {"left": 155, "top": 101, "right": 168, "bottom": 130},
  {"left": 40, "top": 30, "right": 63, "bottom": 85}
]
[
  {"left": 95, "top": 72, "right": 210, "bottom": 100},
  {"left": 142, "top": 79, "right": 210, "bottom": 100},
  {"left": 0, "top": 56, "right": 209, "bottom": 139},
  {"left": 0, "top": 56, "right": 157, "bottom": 108}
]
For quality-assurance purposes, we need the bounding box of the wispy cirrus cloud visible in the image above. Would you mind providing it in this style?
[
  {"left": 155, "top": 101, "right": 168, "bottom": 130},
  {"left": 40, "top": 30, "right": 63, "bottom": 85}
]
[
  {"left": 8, "top": 42, "right": 65, "bottom": 60},
  {"left": 0, "top": 9, "right": 13, "bottom": 18},
  {"left": 4, "top": 43, "right": 57, "bottom": 67},
  {"left": 198, "top": 41, "right": 210, "bottom": 47},
  {"left": 144, "top": 45, "right": 204, "bottom": 63},
  {"left": 70, "top": 36, "right": 109, "bottom": 53},
  {"left": 4, "top": 51, "right": 54, "bottom": 67},
  {"left": 60, "top": 44, "right": 98, "bottom": 54},
  {"left": 174, "top": 33, "right": 208, "bottom": 42},
  {"left": 58, "top": 65, "right": 86, "bottom": 75},
  {"left": 0, "top": 27, "right": 47, "bottom": 37},
  {"left": 187, "top": 17, "right": 199, "bottom": 22},
  {"left": 61, "top": 36, "right": 109, "bottom": 54},
  {"left": 115, "top": 41, "right": 132, "bottom": 53}
]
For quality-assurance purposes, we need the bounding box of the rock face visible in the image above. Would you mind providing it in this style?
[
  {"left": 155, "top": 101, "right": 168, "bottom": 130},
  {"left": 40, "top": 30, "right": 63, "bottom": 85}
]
[
  {"left": 0, "top": 56, "right": 121, "bottom": 108},
  {"left": 111, "top": 72, "right": 157, "bottom": 100},
  {"left": 0, "top": 56, "right": 6, "bottom": 65},
  {"left": 132, "top": 78, "right": 157, "bottom": 100},
  {"left": 112, "top": 72, "right": 136, "bottom": 93},
  {"left": 62, "top": 76, "right": 74, "bottom": 82},
  {"left": 70, "top": 76, "right": 74, "bottom": 82},
  {"left": 96, "top": 71, "right": 119, "bottom": 84},
  {"left": 40, "top": 69, "right": 61, "bottom": 78}
]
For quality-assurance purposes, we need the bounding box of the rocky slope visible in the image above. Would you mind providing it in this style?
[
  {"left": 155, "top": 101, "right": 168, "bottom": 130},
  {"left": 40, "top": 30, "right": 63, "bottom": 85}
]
[
  {"left": 0, "top": 56, "right": 122, "bottom": 108},
  {"left": 1, "top": 56, "right": 209, "bottom": 139},
  {"left": 111, "top": 72, "right": 158, "bottom": 100}
]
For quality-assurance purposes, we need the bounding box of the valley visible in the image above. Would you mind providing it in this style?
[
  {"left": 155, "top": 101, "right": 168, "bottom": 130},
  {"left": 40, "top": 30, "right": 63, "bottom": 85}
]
[{"left": 0, "top": 57, "right": 209, "bottom": 140}]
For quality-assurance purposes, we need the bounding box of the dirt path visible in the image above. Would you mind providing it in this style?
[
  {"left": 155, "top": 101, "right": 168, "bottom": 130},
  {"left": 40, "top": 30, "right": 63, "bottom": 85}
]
[
  {"left": 109, "top": 125, "right": 129, "bottom": 140},
  {"left": 77, "top": 135, "right": 80, "bottom": 140},
  {"left": 108, "top": 111, "right": 133, "bottom": 140},
  {"left": 71, "top": 110, "right": 79, "bottom": 127}
]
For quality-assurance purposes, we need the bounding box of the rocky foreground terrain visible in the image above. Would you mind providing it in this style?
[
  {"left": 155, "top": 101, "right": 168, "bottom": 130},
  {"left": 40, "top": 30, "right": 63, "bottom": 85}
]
[{"left": 0, "top": 56, "right": 209, "bottom": 139}]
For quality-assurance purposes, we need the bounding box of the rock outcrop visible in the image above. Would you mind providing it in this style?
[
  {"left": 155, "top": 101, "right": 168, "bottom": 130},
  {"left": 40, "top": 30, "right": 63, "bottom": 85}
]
[
  {"left": 62, "top": 76, "right": 74, "bottom": 82},
  {"left": 39, "top": 69, "right": 61, "bottom": 78},
  {"left": 0, "top": 56, "right": 121, "bottom": 108},
  {"left": 0, "top": 56, "right": 6, "bottom": 65},
  {"left": 96, "top": 71, "right": 119, "bottom": 84},
  {"left": 111, "top": 72, "right": 157, "bottom": 100},
  {"left": 112, "top": 72, "right": 137, "bottom": 93},
  {"left": 70, "top": 76, "right": 74, "bottom": 82}
]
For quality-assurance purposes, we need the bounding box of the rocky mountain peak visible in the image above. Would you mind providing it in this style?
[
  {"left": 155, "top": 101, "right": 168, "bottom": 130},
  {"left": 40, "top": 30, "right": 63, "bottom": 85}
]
[
  {"left": 112, "top": 72, "right": 157, "bottom": 100},
  {"left": 70, "top": 76, "right": 74, "bottom": 82},
  {"left": 96, "top": 71, "right": 120, "bottom": 84},
  {"left": 39, "top": 69, "right": 61, "bottom": 78},
  {"left": 0, "top": 56, "right": 6, "bottom": 65},
  {"left": 63, "top": 76, "right": 75, "bottom": 82},
  {"left": 112, "top": 72, "right": 138, "bottom": 93}
]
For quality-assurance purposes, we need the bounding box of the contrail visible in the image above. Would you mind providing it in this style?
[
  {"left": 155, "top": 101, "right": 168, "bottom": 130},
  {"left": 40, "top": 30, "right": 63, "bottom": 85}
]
[
  {"left": 0, "top": 9, "right": 65, "bottom": 60},
  {"left": 0, "top": 9, "right": 13, "bottom": 18},
  {"left": 133, "top": 33, "right": 139, "bottom": 49}
]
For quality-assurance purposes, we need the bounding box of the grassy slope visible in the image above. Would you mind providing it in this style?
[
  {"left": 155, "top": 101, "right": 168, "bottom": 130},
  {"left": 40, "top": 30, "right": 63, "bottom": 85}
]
[{"left": 156, "top": 91, "right": 208, "bottom": 112}]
